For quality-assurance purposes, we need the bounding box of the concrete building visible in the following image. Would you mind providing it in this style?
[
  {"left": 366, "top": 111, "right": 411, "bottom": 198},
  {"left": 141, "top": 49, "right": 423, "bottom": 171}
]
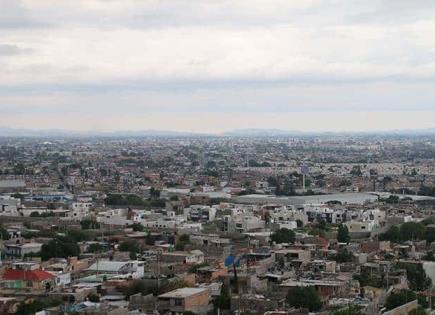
[
  {"left": 3, "top": 242, "right": 43, "bottom": 259},
  {"left": 158, "top": 287, "right": 210, "bottom": 315}
]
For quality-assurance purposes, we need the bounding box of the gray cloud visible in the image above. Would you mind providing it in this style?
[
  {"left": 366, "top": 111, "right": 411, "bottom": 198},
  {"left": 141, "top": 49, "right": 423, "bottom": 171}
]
[
  {"left": 0, "top": 0, "right": 50, "bottom": 29},
  {"left": 0, "top": 0, "right": 434, "bottom": 132},
  {"left": 0, "top": 44, "right": 32, "bottom": 55}
]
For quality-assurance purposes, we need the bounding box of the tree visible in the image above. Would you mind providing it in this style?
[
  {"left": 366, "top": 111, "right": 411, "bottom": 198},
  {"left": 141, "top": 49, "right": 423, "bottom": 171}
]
[
  {"left": 80, "top": 219, "right": 100, "bottom": 230},
  {"left": 175, "top": 234, "right": 191, "bottom": 251},
  {"left": 384, "top": 195, "right": 399, "bottom": 204},
  {"left": 15, "top": 299, "right": 61, "bottom": 315},
  {"left": 379, "top": 226, "right": 400, "bottom": 242},
  {"left": 0, "top": 226, "right": 10, "bottom": 240},
  {"left": 271, "top": 228, "right": 295, "bottom": 244},
  {"left": 67, "top": 229, "right": 90, "bottom": 242},
  {"left": 400, "top": 222, "right": 425, "bottom": 241},
  {"left": 130, "top": 223, "right": 145, "bottom": 232},
  {"left": 213, "top": 284, "right": 231, "bottom": 312},
  {"left": 41, "top": 237, "right": 80, "bottom": 261},
  {"left": 119, "top": 240, "right": 140, "bottom": 253},
  {"left": 423, "top": 251, "right": 435, "bottom": 261},
  {"left": 337, "top": 224, "right": 350, "bottom": 243},
  {"left": 385, "top": 289, "right": 416, "bottom": 310},
  {"left": 380, "top": 222, "right": 428, "bottom": 243},
  {"left": 398, "top": 262, "right": 431, "bottom": 291},
  {"left": 333, "top": 249, "right": 353, "bottom": 263},
  {"left": 286, "top": 286, "right": 322, "bottom": 312},
  {"left": 418, "top": 186, "right": 435, "bottom": 197},
  {"left": 87, "top": 243, "right": 104, "bottom": 253}
]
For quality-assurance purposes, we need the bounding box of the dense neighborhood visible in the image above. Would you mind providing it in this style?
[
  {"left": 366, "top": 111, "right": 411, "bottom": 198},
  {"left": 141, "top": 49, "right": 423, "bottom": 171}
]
[{"left": 0, "top": 135, "right": 434, "bottom": 315}]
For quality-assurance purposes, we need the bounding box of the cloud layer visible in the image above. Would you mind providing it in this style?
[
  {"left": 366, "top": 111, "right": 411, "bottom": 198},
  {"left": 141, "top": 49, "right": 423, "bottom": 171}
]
[{"left": 0, "top": 0, "right": 435, "bottom": 131}]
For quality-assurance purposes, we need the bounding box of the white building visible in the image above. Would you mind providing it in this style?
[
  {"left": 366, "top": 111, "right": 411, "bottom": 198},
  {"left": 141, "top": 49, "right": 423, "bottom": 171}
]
[
  {"left": 0, "top": 196, "right": 20, "bottom": 216},
  {"left": 184, "top": 205, "right": 217, "bottom": 222},
  {"left": 68, "top": 202, "right": 93, "bottom": 220},
  {"left": 86, "top": 260, "right": 145, "bottom": 279}
]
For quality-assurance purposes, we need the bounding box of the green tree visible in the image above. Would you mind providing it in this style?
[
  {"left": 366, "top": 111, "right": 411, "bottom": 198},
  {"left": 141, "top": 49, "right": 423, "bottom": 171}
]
[
  {"left": 384, "top": 195, "right": 400, "bottom": 204},
  {"left": 385, "top": 289, "right": 416, "bottom": 310},
  {"left": 423, "top": 251, "right": 435, "bottom": 261},
  {"left": 213, "top": 284, "right": 231, "bottom": 312},
  {"left": 175, "top": 234, "right": 190, "bottom": 251},
  {"left": 119, "top": 240, "right": 140, "bottom": 253},
  {"left": 0, "top": 226, "right": 10, "bottom": 240},
  {"left": 41, "top": 237, "right": 80, "bottom": 261},
  {"left": 80, "top": 219, "right": 100, "bottom": 230},
  {"left": 286, "top": 286, "right": 322, "bottom": 312},
  {"left": 380, "top": 226, "right": 400, "bottom": 242},
  {"left": 333, "top": 249, "right": 353, "bottom": 263},
  {"left": 337, "top": 224, "right": 350, "bottom": 243},
  {"left": 380, "top": 222, "right": 428, "bottom": 243},
  {"left": 398, "top": 262, "right": 431, "bottom": 291},
  {"left": 271, "top": 228, "right": 295, "bottom": 244},
  {"left": 15, "top": 299, "right": 61, "bottom": 315},
  {"left": 67, "top": 229, "right": 90, "bottom": 242},
  {"left": 400, "top": 222, "right": 425, "bottom": 241},
  {"left": 87, "top": 243, "right": 104, "bottom": 253},
  {"left": 130, "top": 223, "right": 145, "bottom": 232}
]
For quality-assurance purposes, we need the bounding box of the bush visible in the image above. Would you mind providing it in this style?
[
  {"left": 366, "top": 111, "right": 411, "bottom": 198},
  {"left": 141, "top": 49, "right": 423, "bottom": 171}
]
[
  {"left": 397, "top": 262, "right": 432, "bottom": 291},
  {"left": 119, "top": 240, "right": 140, "bottom": 253},
  {"left": 337, "top": 224, "right": 350, "bottom": 243},
  {"left": 385, "top": 289, "right": 416, "bottom": 310},
  {"left": 380, "top": 222, "right": 430, "bottom": 243},
  {"left": 15, "top": 299, "right": 62, "bottom": 315},
  {"left": 106, "top": 194, "right": 149, "bottom": 207},
  {"left": 286, "top": 286, "right": 322, "bottom": 312},
  {"left": 333, "top": 249, "right": 353, "bottom": 263},
  {"left": 87, "top": 243, "right": 104, "bottom": 253},
  {"left": 41, "top": 237, "right": 80, "bottom": 261},
  {"left": 271, "top": 228, "right": 295, "bottom": 244},
  {"left": 80, "top": 219, "right": 100, "bottom": 230},
  {"left": 130, "top": 223, "right": 145, "bottom": 232}
]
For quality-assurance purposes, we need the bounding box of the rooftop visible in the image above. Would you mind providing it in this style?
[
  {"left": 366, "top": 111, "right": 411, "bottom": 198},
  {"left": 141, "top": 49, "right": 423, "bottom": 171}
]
[{"left": 158, "top": 287, "right": 208, "bottom": 299}]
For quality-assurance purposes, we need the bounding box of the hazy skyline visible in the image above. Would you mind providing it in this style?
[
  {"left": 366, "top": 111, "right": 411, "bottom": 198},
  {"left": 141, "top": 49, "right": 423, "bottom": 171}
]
[{"left": 1, "top": 0, "right": 435, "bottom": 133}]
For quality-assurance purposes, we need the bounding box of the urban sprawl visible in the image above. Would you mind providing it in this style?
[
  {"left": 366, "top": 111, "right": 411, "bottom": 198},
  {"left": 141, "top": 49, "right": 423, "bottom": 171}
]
[{"left": 0, "top": 135, "right": 435, "bottom": 315}]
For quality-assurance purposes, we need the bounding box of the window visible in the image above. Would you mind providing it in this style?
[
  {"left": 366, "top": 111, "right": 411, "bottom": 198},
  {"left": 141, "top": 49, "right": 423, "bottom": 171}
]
[{"left": 174, "top": 299, "right": 183, "bottom": 306}]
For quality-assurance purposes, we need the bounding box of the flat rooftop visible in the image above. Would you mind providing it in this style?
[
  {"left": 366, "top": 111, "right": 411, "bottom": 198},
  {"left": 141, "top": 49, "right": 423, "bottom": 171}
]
[{"left": 158, "top": 287, "right": 208, "bottom": 299}]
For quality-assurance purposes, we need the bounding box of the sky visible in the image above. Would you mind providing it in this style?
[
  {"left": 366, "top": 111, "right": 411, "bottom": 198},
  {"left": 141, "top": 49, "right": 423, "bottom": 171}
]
[{"left": 1, "top": 0, "right": 435, "bottom": 133}]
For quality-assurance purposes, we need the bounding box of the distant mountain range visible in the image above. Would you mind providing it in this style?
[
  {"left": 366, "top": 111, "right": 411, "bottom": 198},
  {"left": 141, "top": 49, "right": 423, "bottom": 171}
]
[{"left": 0, "top": 127, "right": 434, "bottom": 138}]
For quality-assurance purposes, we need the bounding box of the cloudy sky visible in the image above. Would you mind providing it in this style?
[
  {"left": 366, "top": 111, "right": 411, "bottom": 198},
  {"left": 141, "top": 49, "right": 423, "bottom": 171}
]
[{"left": 1, "top": 0, "right": 435, "bottom": 133}]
